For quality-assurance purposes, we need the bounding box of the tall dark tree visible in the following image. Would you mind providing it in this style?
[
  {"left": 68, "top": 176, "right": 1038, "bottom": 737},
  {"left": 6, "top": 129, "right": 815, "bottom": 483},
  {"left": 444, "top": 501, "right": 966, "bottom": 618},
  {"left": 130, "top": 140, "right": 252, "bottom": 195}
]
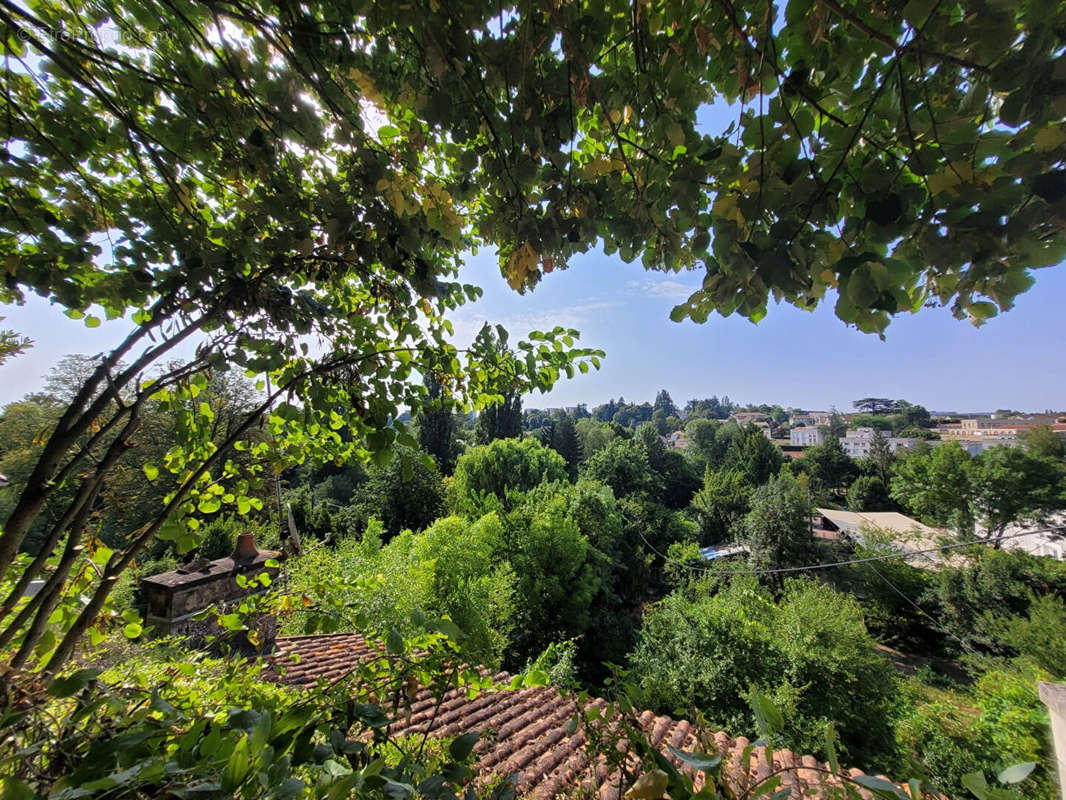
[
  {"left": 416, "top": 374, "right": 460, "bottom": 474},
  {"left": 725, "top": 424, "right": 784, "bottom": 486},
  {"left": 742, "top": 473, "right": 815, "bottom": 575},
  {"left": 475, "top": 392, "right": 523, "bottom": 444},
  {"left": 792, "top": 437, "right": 859, "bottom": 501},
  {"left": 847, "top": 475, "right": 893, "bottom": 512},
  {"left": 548, "top": 415, "right": 583, "bottom": 476},
  {"left": 868, "top": 430, "right": 895, "bottom": 483},
  {"left": 653, "top": 389, "right": 679, "bottom": 419},
  {"left": 473, "top": 326, "right": 523, "bottom": 444}
]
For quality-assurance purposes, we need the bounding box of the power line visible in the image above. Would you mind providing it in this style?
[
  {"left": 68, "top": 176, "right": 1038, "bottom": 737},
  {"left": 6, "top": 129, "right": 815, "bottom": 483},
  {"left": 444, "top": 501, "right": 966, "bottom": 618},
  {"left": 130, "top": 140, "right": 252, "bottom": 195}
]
[
  {"left": 865, "top": 561, "right": 1043, "bottom": 700},
  {"left": 866, "top": 562, "right": 978, "bottom": 656},
  {"left": 644, "top": 526, "right": 1066, "bottom": 577}
]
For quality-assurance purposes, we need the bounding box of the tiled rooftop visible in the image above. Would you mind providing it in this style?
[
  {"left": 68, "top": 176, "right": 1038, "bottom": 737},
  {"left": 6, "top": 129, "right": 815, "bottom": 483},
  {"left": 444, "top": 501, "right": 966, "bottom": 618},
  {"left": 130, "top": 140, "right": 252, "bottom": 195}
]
[{"left": 270, "top": 633, "right": 892, "bottom": 799}]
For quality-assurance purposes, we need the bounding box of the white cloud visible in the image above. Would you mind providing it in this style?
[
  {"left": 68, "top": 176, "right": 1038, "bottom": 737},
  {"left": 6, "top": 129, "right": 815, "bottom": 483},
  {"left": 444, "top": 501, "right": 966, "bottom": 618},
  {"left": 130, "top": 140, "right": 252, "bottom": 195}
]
[
  {"left": 625, "top": 278, "right": 699, "bottom": 300},
  {"left": 449, "top": 300, "right": 619, "bottom": 345}
]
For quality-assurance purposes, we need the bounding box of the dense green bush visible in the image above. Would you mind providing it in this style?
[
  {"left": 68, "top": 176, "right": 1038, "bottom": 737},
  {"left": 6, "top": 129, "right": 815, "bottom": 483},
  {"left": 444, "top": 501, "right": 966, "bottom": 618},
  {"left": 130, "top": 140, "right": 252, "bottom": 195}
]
[
  {"left": 690, "top": 468, "right": 749, "bottom": 545},
  {"left": 501, "top": 485, "right": 610, "bottom": 664},
  {"left": 834, "top": 538, "right": 935, "bottom": 647},
  {"left": 628, "top": 578, "right": 899, "bottom": 767},
  {"left": 581, "top": 437, "right": 659, "bottom": 499},
  {"left": 989, "top": 593, "right": 1066, "bottom": 676},
  {"left": 287, "top": 515, "right": 516, "bottom": 667},
  {"left": 895, "top": 668, "right": 1055, "bottom": 800},
  {"left": 847, "top": 474, "right": 892, "bottom": 512},
  {"left": 351, "top": 449, "right": 446, "bottom": 538},
  {"left": 923, "top": 548, "right": 1066, "bottom": 655},
  {"left": 790, "top": 437, "right": 858, "bottom": 502}
]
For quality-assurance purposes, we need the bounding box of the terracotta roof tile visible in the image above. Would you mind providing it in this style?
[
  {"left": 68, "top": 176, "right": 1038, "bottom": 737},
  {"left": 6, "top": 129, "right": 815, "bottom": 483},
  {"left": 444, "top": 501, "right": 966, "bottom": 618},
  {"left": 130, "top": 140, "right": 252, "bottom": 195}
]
[{"left": 269, "top": 634, "right": 897, "bottom": 799}]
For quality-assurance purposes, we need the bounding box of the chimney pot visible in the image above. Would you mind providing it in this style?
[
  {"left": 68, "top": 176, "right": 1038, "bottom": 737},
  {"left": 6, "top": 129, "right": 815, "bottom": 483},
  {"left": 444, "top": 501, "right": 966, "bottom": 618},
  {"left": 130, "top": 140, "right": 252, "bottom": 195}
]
[{"left": 232, "top": 531, "right": 259, "bottom": 564}]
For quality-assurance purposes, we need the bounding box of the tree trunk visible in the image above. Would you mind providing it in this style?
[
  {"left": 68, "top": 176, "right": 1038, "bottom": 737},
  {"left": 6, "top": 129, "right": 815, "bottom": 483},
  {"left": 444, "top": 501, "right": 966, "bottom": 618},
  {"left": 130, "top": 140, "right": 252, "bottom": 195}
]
[
  {"left": 0, "top": 308, "right": 200, "bottom": 582},
  {"left": 0, "top": 408, "right": 141, "bottom": 651}
]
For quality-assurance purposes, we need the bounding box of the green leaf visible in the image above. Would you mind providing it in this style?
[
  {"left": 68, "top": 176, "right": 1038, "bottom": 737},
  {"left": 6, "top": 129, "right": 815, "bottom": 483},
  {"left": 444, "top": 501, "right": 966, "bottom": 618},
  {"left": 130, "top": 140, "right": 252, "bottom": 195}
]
[
  {"left": 221, "top": 735, "right": 251, "bottom": 793},
  {"left": 962, "top": 771, "right": 989, "bottom": 800},
  {"left": 47, "top": 668, "right": 102, "bottom": 698},
  {"left": 624, "top": 770, "right": 669, "bottom": 799},
  {"left": 386, "top": 627, "right": 403, "bottom": 654},
  {"left": 448, "top": 731, "right": 480, "bottom": 761},
  {"left": 997, "top": 763, "right": 1036, "bottom": 784},
  {"left": 749, "top": 690, "right": 783, "bottom": 737},
  {"left": 523, "top": 669, "right": 550, "bottom": 687},
  {"left": 0, "top": 778, "right": 35, "bottom": 800},
  {"left": 666, "top": 745, "right": 722, "bottom": 772},
  {"left": 852, "top": 774, "right": 906, "bottom": 797},
  {"left": 198, "top": 496, "right": 221, "bottom": 514},
  {"left": 143, "top": 463, "right": 159, "bottom": 481},
  {"left": 433, "top": 619, "right": 465, "bottom": 641},
  {"left": 85, "top": 315, "right": 101, "bottom": 328},
  {"left": 123, "top": 622, "right": 143, "bottom": 639}
]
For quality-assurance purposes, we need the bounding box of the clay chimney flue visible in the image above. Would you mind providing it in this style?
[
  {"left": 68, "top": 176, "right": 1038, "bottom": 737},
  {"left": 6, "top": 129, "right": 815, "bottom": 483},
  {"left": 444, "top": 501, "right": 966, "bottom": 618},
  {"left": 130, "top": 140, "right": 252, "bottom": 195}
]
[{"left": 231, "top": 531, "right": 259, "bottom": 564}]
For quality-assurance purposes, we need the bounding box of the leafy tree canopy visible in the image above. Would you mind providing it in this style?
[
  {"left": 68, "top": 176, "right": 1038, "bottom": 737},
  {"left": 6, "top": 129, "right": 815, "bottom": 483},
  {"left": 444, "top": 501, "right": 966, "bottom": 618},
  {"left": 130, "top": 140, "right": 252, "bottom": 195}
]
[
  {"left": 741, "top": 472, "right": 814, "bottom": 573},
  {"left": 0, "top": 0, "right": 1061, "bottom": 449},
  {"left": 449, "top": 436, "right": 567, "bottom": 514}
]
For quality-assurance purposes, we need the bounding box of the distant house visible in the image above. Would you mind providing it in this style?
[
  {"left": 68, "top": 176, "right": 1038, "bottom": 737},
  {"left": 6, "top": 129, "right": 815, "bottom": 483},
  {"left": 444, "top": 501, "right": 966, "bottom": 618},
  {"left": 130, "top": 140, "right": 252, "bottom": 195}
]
[
  {"left": 790, "top": 426, "right": 824, "bottom": 447},
  {"left": 938, "top": 416, "right": 1066, "bottom": 442},
  {"left": 752, "top": 420, "right": 774, "bottom": 438},
  {"left": 955, "top": 438, "right": 1020, "bottom": 456},
  {"left": 730, "top": 411, "right": 770, "bottom": 425},
  {"left": 790, "top": 411, "right": 833, "bottom": 427},
  {"left": 666, "top": 430, "right": 688, "bottom": 450}
]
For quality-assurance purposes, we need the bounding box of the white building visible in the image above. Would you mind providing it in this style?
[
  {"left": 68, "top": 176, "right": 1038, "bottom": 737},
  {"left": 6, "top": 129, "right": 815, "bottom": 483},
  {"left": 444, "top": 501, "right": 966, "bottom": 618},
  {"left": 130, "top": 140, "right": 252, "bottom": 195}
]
[
  {"left": 996, "top": 513, "right": 1066, "bottom": 561},
  {"left": 841, "top": 428, "right": 918, "bottom": 458},
  {"left": 790, "top": 426, "right": 825, "bottom": 447},
  {"left": 955, "top": 438, "right": 1020, "bottom": 456}
]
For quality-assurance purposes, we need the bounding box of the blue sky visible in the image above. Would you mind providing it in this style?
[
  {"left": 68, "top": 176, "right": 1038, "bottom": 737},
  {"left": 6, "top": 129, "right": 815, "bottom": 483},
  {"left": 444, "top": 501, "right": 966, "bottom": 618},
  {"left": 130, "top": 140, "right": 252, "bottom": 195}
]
[{"left": 2, "top": 250, "right": 1063, "bottom": 413}]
